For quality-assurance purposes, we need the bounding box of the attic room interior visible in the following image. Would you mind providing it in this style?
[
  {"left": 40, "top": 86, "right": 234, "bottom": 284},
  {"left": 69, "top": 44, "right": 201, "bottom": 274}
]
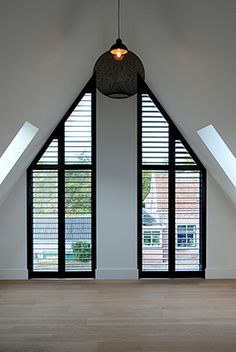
[{"left": 1, "top": 0, "right": 236, "bottom": 351}]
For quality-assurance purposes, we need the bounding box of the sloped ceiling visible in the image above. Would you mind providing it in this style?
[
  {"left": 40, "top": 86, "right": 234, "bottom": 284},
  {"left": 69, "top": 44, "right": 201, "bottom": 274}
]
[{"left": 0, "top": 0, "right": 236, "bottom": 206}]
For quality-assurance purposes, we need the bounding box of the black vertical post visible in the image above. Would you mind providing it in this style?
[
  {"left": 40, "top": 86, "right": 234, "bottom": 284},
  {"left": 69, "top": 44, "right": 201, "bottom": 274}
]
[
  {"left": 200, "top": 168, "right": 207, "bottom": 277},
  {"left": 58, "top": 128, "right": 65, "bottom": 277},
  {"left": 168, "top": 125, "right": 176, "bottom": 277},
  {"left": 91, "top": 76, "right": 97, "bottom": 276},
  {"left": 137, "top": 76, "right": 143, "bottom": 276},
  {"left": 27, "top": 168, "right": 33, "bottom": 278}
]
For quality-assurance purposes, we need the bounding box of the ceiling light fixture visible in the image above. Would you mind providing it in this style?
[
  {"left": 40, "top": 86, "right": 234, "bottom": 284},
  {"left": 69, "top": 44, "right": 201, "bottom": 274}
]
[
  {"left": 93, "top": 0, "right": 145, "bottom": 99},
  {"left": 110, "top": 38, "right": 128, "bottom": 61},
  {"left": 109, "top": 0, "right": 128, "bottom": 61}
]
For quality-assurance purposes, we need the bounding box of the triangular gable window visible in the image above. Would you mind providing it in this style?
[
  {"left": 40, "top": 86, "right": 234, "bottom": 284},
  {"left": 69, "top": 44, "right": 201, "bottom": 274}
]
[
  {"left": 138, "top": 78, "right": 206, "bottom": 279},
  {"left": 27, "top": 77, "right": 96, "bottom": 279}
]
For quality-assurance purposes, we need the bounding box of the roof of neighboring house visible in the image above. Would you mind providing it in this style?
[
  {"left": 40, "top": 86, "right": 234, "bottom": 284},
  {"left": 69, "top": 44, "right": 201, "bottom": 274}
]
[{"left": 142, "top": 208, "right": 163, "bottom": 227}]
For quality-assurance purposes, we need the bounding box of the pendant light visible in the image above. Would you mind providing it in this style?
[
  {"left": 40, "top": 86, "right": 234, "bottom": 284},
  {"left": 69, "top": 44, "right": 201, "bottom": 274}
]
[
  {"left": 93, "top": 0, "right": 145, "bottom": 99},
  {"left": 109, "top": 0, "right": 128, "bottom": 61},
  {"left": 110, "top": 38, "right": 128, "bottom": 61}
]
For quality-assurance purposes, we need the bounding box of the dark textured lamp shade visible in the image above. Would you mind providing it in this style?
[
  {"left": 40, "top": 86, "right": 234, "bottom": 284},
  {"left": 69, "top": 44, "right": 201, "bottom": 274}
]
[{"left": 93, "top": 50, "right": 145, "bottom": 99}]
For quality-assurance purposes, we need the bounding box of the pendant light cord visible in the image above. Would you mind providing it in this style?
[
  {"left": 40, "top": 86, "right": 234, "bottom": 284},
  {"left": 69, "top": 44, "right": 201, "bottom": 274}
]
[{"left": 118, "top": 0, "right": 120, "bottom": 38}]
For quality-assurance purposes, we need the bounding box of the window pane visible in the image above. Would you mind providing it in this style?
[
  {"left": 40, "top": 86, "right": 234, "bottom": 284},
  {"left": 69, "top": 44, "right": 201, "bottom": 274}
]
[
  {"left": 175, "top": 140, "right": 196, "bottom": 166},
  {"left": 37, "top": 139, "right": 58, "bottom": 165},
  {"left": 32, "top": 170, "right": 58, "bottom": 271},
  {"left": 65, "top": 170, "right": 92, "bottom": 272},
  {"left": 142, "top": 171, "right": 168, "bottom": 271},
  {"left": 65, "top": 93, "right": 92, "bottom": 165},
  {"left": 175, "top": 171, "right": 200, "bottom": 271},
  {"left": 142, "top": 94, "right": 169, "bottom": 165}
]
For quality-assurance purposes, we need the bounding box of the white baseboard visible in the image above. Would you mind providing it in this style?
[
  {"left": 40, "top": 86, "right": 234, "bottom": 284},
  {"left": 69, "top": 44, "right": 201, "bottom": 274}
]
[
  {"left": 96, "top": 268, "right": 138, "bottom": 280},
  {"left": 0, "top": 269, "right": 28, "bottom": 280},
  {"left": 4, "top": 267, "right": 235, "bottom": 280},
  {"left": 206, "top": 268, "right": 236, "bottom": 279}
]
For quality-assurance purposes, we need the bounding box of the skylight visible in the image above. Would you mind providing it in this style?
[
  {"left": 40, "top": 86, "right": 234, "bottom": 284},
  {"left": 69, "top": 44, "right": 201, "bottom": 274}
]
[
  {"left": 197, "top": 124, "right": 236, "bottom": 188},
  {"left": 0, "top": 121, "right": 39, "bottom": 184}
]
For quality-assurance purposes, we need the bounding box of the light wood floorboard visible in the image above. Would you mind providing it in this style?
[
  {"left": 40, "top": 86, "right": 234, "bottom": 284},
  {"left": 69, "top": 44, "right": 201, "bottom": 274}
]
[{"left": 0, "top": 280, "right": 236, "bottom": 351}]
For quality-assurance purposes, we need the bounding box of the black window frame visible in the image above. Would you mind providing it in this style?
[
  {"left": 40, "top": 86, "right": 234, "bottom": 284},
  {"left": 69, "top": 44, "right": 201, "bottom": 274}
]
[
  {"left": 137, "top": 76, "right": 206, "bottom": 279},
  {"left": 27, "top": 76, "right": 96, "bottom": 279}
]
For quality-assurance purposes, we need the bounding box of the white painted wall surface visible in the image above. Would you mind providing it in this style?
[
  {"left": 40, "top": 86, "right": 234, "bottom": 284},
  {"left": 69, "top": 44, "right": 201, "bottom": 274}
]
[
  {"left": 0, "top": 97, "right": 236, "bottom": 279},
  {"left": 206, "top": 174, "right": 236, "bottom": 279},
  {"left": 96, "top": 93, "right": 138, "bottom": 279},
  {"left": 0, "top": 175, "right": 27, "bottom": 279},
  {"left": 0, "top": 0, "right": 236, "bottom": 279}
]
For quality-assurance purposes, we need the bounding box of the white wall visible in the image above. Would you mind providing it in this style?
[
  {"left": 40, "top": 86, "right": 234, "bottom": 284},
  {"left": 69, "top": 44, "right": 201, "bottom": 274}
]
[
  {"left": 0, "top": 174, "right": 27, "bottom": 279},
  {"left": 2, "top": 0, "right": 236, "bottom": 209},
  {"left": 0, "top": 93, "right": 139, "bottom": 280},
  {"left": 0, "top": 0, "right": 103, "bottom": 206},
  {"left": 96, "top": 93, "right": 137, "bottom": 279},
  {"left": 206, "top": 174, "right": 236, "bottom": 279},
  {"left": 1, "top": 95, "right": 236, "bottom": 279},
  {"left": 1, "top": 0, "right": 236, "bottom": 279}
]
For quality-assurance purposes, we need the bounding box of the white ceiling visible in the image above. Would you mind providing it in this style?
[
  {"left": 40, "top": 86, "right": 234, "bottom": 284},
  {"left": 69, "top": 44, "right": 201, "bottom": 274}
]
[{"left": 0, "top": 0, "right": 236, "bottom": 206}]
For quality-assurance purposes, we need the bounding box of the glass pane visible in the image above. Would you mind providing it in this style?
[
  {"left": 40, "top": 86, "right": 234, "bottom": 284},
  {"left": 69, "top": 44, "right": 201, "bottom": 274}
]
[
  {"left": 142, "top": 94, "right": 169, "bottom": 165},
  {"left": 65, "top": 93, "right": 92, "bottom": 165},
  {"left": 142, "top": 170, "right": 169, "bottom": 271},
  {"left": 37, "top": 139, "right": 58, "bottom": 165},
  {"left": 175, "top": 140, "right": 196, "bottom": 166},
  {"left": 65, "top": 170, "right": 92, "bottom": 271},
  {"left": 175, "top": 171, "right": 201, "bottom": 271},
  {"left": 32, "top": 170, "right": 58, "bottom": 271}
]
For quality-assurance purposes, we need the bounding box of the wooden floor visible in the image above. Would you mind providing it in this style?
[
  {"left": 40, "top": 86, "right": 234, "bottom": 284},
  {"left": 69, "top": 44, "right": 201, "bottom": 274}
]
[{"left": 1, "top": 280, "right": 236, "bottom": 352}]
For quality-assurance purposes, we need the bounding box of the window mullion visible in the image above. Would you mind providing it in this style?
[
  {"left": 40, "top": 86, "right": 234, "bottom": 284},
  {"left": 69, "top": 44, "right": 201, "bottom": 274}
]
[
  {"left": 168, "top": 125, "right": 176, "bottom": 276},
  {"left": 200, "top": 169, "right": 207, "bottom": 272},
  {"left": 91, "top": 85, "right": 97, "bottom": 273},
  {"left": 27, "top": 169, "right": 33, "bottom": 277},
  {"left": 137, "top": 87, "right": 143, "bottom": 276},
  {"left": 58, "top": 126, "right": 65, "bottom": 277}
]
